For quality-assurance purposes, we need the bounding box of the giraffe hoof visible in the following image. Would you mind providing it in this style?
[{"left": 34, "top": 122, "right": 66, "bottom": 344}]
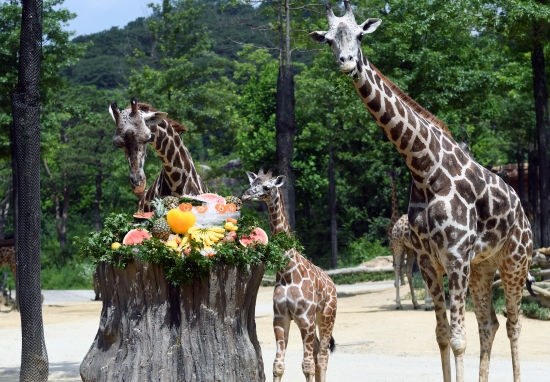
[
  {"left": 424, "top": 306, "right": 434, "bottom": 311},
  {"left": 413, "top": 305, "right": 420, "bottom": 310},
  {"left": 395, "top": 305, "right": 403, "bottom": 310}
]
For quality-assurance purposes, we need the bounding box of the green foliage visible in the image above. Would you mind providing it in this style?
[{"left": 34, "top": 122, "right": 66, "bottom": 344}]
[
  {"left": 522, "top": 300, "right": 550, "bottom": 320},
  {"left": 74, "top": 212, "right": 293, "bottom": 285},
  {"left": 466, "top": 288, "right": 550, "bottom": 321},
  {"left": 344, "top": 237, "right": 392, "bottom": 266},
  {"left": 329, "top": 271, "right": 393, "bottom": 285},
  {"left": 0, "top": 0, "right": 88, "bottom": 157}
]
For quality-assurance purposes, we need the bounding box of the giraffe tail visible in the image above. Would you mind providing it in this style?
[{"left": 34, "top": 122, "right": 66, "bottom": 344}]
[
  {"left": 329, "top": 336, "right": 336, "bottom": 353},
  {"left": 526, "top": 272, "right": 537, "bottom": 297}
]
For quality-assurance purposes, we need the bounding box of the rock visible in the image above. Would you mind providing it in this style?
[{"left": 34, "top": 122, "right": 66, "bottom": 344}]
[{"left": 360, "top": 256, "right": 394, "bottom": 268}]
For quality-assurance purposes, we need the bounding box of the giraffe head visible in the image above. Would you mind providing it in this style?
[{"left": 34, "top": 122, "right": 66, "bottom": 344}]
[
  {"left": 242, "top": 167, "right": 286, "bottom": 203},
  {"left": 109, "top": 97, "right": 167, "bottom": 195},
  {"left": 309, "top": 1, "right": 381, "bottom": 75}
]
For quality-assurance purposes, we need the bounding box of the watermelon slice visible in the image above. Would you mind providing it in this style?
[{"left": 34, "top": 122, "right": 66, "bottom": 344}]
[
  {"left": 133, "top": 212, "right": 154, "bottom": 219},
  {"left": 193, "top": 193, "right": 226, "bottom": 206},
  {"left": 123, "top": 229, "right": 151, "bottom": 245},
  {"left": 239, "top": 227, "right": 268, "bottom": 247}
]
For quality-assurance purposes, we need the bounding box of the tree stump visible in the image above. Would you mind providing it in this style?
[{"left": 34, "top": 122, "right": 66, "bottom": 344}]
[{"left": 80, "top": 258, "right": 266, "bottom": 382}]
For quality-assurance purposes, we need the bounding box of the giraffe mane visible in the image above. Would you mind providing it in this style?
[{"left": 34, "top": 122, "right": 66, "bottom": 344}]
[
  {"left": 369, "top": 62, "right": 452, "bottom": 137},
  {"left": 125, "top": 102, "right": 187, "bottom": 132}
]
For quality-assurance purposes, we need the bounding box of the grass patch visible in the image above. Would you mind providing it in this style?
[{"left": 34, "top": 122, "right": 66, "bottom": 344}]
[
  {"left": 465, "top": 288, "right": 549, "bottom": 321},
  {"left": 328, "top": 271, "right": 393, "bottom": 285}
]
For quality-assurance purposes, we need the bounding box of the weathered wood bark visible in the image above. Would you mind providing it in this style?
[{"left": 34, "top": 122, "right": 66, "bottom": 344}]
[{"left": 80, "top": 259, "right": 266, "bottom": 382}]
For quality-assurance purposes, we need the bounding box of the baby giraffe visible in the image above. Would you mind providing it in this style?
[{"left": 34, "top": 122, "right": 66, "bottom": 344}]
[{"left": 242, "top": 167, "right": 337, "bottom": 382}]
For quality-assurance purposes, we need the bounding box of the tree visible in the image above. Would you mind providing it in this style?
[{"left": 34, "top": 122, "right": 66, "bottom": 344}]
[{"left": 0, "top": 0, "right": 87, "bottom": 158}]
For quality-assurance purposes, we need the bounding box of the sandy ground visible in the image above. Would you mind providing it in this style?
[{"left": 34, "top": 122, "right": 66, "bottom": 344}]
[{"left": 0, "top": 281, "right": 548, "bottom": 381}]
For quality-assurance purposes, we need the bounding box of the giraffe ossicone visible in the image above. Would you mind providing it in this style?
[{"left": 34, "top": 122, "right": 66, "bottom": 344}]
[
  {"left": 242, "top": 167, "right": 337, "bottom": 382},
  {"left": 311, "top": 2, "right": 533, "bottom": 382},
  {"left": 110, "top": 97, "right": 208, "bottom": 212}
]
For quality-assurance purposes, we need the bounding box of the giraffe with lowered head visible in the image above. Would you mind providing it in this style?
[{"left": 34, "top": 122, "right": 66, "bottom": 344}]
[
  {"left": 310, "top": 3, "right": 532, "bottom": 382},
  {"left": 385, "top": 169, "right": 433, "bottom": 310},
  {"left": 109, "top": 97, "right": 208, "bottom": 212},
  {"left": 242, "top": 167, "right": 337, "bottom": 382}
]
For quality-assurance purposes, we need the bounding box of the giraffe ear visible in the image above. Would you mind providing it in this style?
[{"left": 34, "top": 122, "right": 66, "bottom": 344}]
[
  {"left": 273, "top": 175, "right": 286, "bottom": 188},
  {"left": 359, "top": 18, "right": 382, "bottom": 35},
  {"left": 309, "top": 31, "right": 328, "bottom": 44},
  {"left": 109, "top": 102, "right": 119, "bottom": 123},
  {"left": 246, "top": 171, "right": 258, "bottom": 184},
  {"left": 143, "top": 111, "right": 168, "bottom": 126}
]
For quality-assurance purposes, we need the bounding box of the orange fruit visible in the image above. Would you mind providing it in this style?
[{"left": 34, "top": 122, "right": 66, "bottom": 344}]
[
  {"left": 215, "top": 204, "right": 226, "bottom": 214},
  {"left": 226, "top": 218, "right": 238, "bottom": 224},
  {"left": 195, "top": 205, "right": 208, "bottom": 214},
  {"left": 167, "top": 209, "right": 196, "bottom": 234},
  {"left": 179, "top": 203, "right": 193, "bottom": 212},
  {"left": 226, "top": 203, "right": 237, "bottom": 213}
]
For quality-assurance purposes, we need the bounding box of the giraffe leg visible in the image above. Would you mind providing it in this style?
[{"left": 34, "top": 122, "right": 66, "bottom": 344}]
[
  {"left": 273, "top": 312, "right": 291, "bottom": 382},
  {"left": 405, "top": 248, "right": 420, "bottom": 309},
  {"left": 469, "top": 262, "right": 499, "bottom": 382},
  {"left": 446, "top": 262, "right": 470, "bottom": 382},
  {"left": 314, "top": 291, "right": 337, "bottom": 382},
  {"left": 400, "top": 257, "right": 406, "bottom": 286},
  {"left": 392, "top": 240, "right": 404, "bottom": 309},
  {"left": 499, "top": 228, "right": 530, "bottom": 382},
  {"left": 424, "top": 279, "right": 434, "bottom": 311},
  {"left": 295, "top": 316, "right": 317, "bottom": 382},
  {"left": 420, "top": 258, "right": 452, "bottom": 382}
]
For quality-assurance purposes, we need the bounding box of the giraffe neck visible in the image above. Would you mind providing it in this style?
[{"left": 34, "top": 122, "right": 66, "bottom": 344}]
[
  {"left": 266, "top": 189, "right": 291, "bottom": 236},
  {"left": 352, "top": 50, "right": 454, "bottom": 184},
  {"left": 148, "top": 123, "right": 208, "bottom": 196}
]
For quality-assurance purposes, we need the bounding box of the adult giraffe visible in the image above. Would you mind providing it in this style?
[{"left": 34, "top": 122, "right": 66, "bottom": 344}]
[
  {"left": 242, "top": 167, "right": 337, "bottom": 382},
  {"left": 109, "top": 98, "right": 208, "bottom": 211},
  {"left": 310, "top": 3, "right": 532, "bottom": 382}
]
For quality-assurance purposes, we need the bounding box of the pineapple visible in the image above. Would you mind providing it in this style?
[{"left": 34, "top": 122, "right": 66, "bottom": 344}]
[
  {"left": 162, "top": 196, "right": 180, "bottom": 210},
  {"left": 151, "top": 198, "right": 171, "bottom": 240},
  {"left": 224, "top": 196, "right": 242, "bottom": 211}
]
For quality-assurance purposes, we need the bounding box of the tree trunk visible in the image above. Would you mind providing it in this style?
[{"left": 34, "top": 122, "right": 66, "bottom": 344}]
[
  {"left": 528, "top": 144, "right": 540, "bottom": 247},
  {"left": 80, "top": 259, "right": 266, "bottom": 382},
  {"left": 275, "top": 0, "right": 296, "bottom": 230},
  {"left": 516, "top": 147, "right": 525, "bottom": 205},
  {"left": 329, "top": 138, "right": 338, "bottom": 269},
  {"left": 532, "top": 38, "right": 550, "bottom": 247},
  {"left": 94, "top": 169, "right": 102, "bottom": 232},
  {"left": 55, "top": 186, "right": 69, "bottom": 248}
]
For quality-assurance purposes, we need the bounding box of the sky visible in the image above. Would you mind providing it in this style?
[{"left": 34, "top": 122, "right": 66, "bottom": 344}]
[{"left": 60, "top": 0, "right": 160, "bottom": 37}]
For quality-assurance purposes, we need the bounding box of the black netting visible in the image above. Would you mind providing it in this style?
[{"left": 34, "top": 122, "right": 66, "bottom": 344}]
[{"left": 11, "top": 0, "right": 48, "bottom": 380}]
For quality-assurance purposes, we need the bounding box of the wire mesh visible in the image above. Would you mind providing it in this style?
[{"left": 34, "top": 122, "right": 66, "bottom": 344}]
[{"left": 11, "top": 0, "right": 49, "bottom": 380}]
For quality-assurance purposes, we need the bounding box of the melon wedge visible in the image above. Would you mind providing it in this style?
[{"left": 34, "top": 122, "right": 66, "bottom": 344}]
[
  {"left": 133, "top": 211, "right": 154, "bottom": 219},
  {"left": 194, "top": 193, "right": 226, "bottom": 206},
  {"left": 239, "top": 227, "right": 268, "bottom": 247},
  {"left": 123, "top": 229, "right": 151, "bottom": 245}
]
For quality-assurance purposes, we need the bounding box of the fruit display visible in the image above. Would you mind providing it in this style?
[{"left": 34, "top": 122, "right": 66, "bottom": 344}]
[
  {"left": 77, "top": 208, "right": 294, "bottom": 286},
  {"left": 120, "top": 194, "right": 270, "bottom": 259}
]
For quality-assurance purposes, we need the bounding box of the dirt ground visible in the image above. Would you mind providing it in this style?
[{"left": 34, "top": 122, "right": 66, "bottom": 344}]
[{"left": 0, "top": 282, "right": 548, "bottom": 381}]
